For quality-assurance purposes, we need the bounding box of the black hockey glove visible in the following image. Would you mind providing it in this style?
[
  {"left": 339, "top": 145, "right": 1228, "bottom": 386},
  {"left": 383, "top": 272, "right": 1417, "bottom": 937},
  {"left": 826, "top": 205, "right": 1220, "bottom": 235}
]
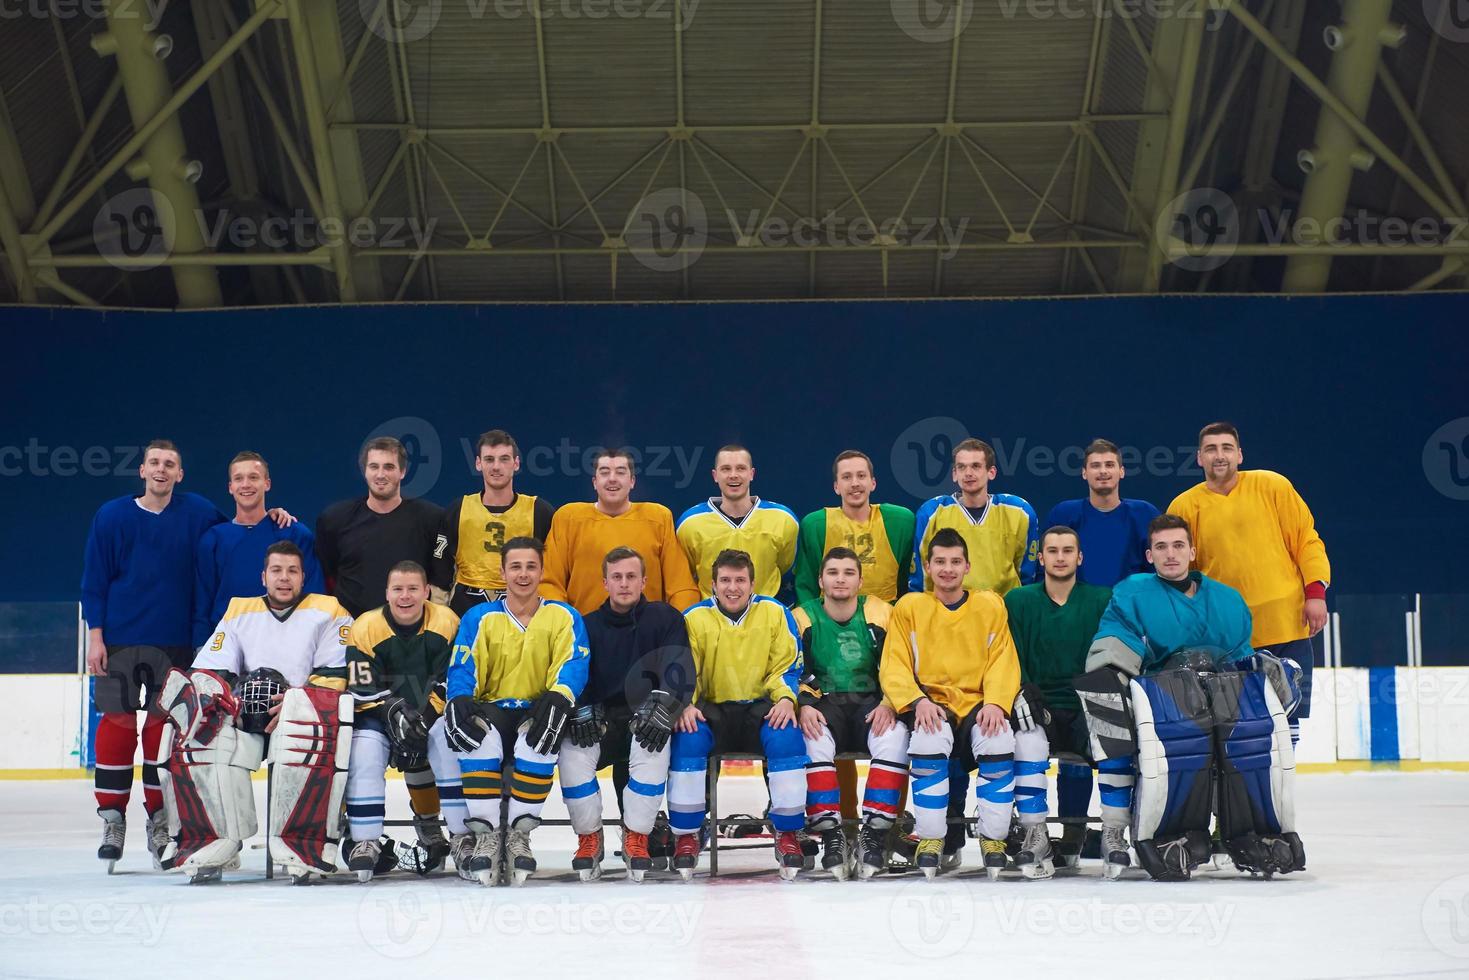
[
  {"left": 632, "top": 690, "right": 680, "bottom": 753},
  {"left": 567, "top": 703, "right": 606, "bottom": 749},
  {"left": 445, "top": 695, "right": 491, "bottom": 753},
  {"left": 384, "top": 696, "right": 431, "bottom": 768},
  {"left": 526, "top": 691, "right": 573, "bottom": 755},
  {"left": 1012, "top": 684, "right": 1051, "bottom": 733}
]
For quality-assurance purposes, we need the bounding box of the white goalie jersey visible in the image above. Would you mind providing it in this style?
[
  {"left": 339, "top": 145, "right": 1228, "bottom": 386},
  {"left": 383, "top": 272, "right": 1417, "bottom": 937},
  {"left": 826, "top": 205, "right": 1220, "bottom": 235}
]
[{"left": 193, "top": 594, "right": 352, "bottom": 687}]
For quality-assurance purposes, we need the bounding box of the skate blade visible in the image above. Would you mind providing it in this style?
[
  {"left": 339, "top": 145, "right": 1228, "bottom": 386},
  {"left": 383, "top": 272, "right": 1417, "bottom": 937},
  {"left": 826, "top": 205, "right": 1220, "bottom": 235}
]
[
  {"left": 1104, "top": 863, "right": 1126, "bottom": 880},
  {"left": 857, "top": 863, "right": 880, "bottom": 881},
  {"left": 105, "top": 859, "right": 118, "bottom": 875},
  {"left": 577, "top": 866, "right": 602, "bottom": 882},
  {"left": 1020, "top": 859, "right": 1055, "bottom": 880},
  {"left": 827, "top": 864, "right": 849, "bottom": 882},
  {"left": 290, "top": 872, "right": 312, "bottom": 885},
  {"left": 355, "top": 869, "right": 374, "bottom": 883},
  {"left": 920, "top": 866, "right": 937, "bottom": 880},
  {"left": 476, "top": 869, "right": 496, "bottom": 887},
  {"left": 629, "top": 869, "right": 645, "bottom": 883},
  {"left": 677, "top": 868, "right": 694, "bottom": 882},
  {"left": 779, "top": 866, "right": 798, "bottom": 882},
  {"left": 986, "top": 866, "right": 1001, "bottom": 881},
  {"left": 512, "top": 869, "right": 531, "bottom": 887}
]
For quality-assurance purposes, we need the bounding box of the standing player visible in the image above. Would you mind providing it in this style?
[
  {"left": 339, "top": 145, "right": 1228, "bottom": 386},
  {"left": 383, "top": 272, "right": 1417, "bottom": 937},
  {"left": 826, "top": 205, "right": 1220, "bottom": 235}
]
[
  {"left": 542, "top": 449, "right": 700, "bottom": 614},
  {"left": 434, "top": 430, "right": 553, "bottom": 616},
  {"left": 556, "top": 547, "right": 694, "bottom": 881},
  {"left": 429, "top": 537, "right": 589, "bottom": 886},
  {"left": 171, "top": 541, "right": 353, "bottom": 883},
  {"left": 677, "top": 446, "right": 798, "bottom": 600},
  {"left": 317, "top": 436, "right": 444, "bottom": 617},
  {"left": 82, "top": 440, "right": 226, "bottom": 870},
  {"left": 343, "top": 561, "right": 460, "bottom": 881},
  {"left": 793, "top": 547, "right": 902, "bottom": 879},
  {"left": 1003, "top": 526, "right": 1112, "bottom": 873},
  {"left": 910, "top": 438, "right": 1038, "bottom": 596},
  {"left": 193, "top": 451, "right": 323, "bottom": 649},
  {"left": 877, "top": 529, "right": 1021, "bottom": 880},
  {"left": 1044, "top": 438, "right": 1159, "bottom": 588},
  {"left": 666, "top": 549, "right": 808, "bottom": 880},
  {"left": 1168, "top": 423, "right": 1330, "bottom": 743},
  {"left": 794, "top": 450, "right": 915, "bottom": 604}
]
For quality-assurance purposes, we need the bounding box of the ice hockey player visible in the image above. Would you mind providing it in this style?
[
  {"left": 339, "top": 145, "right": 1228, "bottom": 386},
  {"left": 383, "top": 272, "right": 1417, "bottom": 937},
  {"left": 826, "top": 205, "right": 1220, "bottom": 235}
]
[
  {"left": 667, "top": 549, "right": 808, "bottom": 880},
  {"left": 343, "top": 560, "right": 460, "bottom": 881},
  {"left": 1077, "top": 513, "right": 1305, "bottom": 881},
  {"left": 878, "top": 528, "right": 1021, "bottom": 880},
  {"left": 429, "top": 536, "right": 589, "bottom": 886},
  {"left": 557, "top": 546, "right": 694, "bottom": 881},
  {"left": 792, "top": 547, "right": 903, "bottom": 880},
  {"left": 157, "top": 541, "right": 353, "bottom": 884}
]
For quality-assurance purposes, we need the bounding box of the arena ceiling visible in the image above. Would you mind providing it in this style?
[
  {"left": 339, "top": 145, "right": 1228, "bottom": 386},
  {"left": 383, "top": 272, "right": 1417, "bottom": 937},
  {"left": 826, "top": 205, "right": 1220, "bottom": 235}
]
[{"left": 0, "top": 0, "right": 1465, "bottom": 308}]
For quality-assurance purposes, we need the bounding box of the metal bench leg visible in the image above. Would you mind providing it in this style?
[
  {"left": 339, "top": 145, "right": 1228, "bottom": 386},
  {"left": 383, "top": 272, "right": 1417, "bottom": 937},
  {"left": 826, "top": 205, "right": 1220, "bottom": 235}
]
[{"left": 708, "top": 756, "right": 719, "bottom": 877}]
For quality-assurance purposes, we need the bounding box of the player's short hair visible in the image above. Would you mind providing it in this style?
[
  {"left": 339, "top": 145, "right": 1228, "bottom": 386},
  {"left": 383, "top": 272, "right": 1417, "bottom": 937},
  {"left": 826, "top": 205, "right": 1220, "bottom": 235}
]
[
  {"left": 926, "top": 528, "right": 969, "bottom": 562},
  {"left": 388, "top": 560, "right": 428, "bottom": 583},
  {"left": 951, "top": 437, "right": 995, "bottom": 470},
  {"left": 264, "top": 540, "right": 304, "bottom": 567},
  {"left": 229, "top": 450, "right": 269, "bottom": 477},
  {"left": 1040, "top": 525, "right": 1080, "bottom": 549},
  {"left": 144, "top": 439, "right": 180, "bottom": 462},
  {"left": 602, "top": 546, "right": 646, "bottom": 577},
  {"left": 501, "top": 535, "right": 544, "bottom": 563},
  {"left": 715, "top": 444, "right": 752, "bottom": 466},
  {"left": 1148, "top": 513, "right": 1192, "bottom": 545},
  {"left": 1198, "top": 422, "right": 1240, "bottom": 447},
  {"left": 360, "top": 436, "right": 407, "bottom": 471},
  {"left": 595, "top": 447, "right": 637, "bottom": 476},
  {"left": 710, "top": 548, "right": 755, "bottom": 581},
  {"left": 831, "top": 450, "right": 873, "bottom": 479},
  {"left": 821, "top": 546, "right": 863, "bottom": 575},
  {"left": 476, "top": 429, "right": 519, "bottom": 457},
  {"left": 1083, "top": 438, "right": 1121, "bottom": 462}
]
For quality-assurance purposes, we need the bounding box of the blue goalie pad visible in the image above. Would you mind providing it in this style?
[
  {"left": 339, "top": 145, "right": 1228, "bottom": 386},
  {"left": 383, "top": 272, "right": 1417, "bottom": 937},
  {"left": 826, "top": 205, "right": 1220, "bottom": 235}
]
[{"left": 1131, "top": 667, "right": 1214, "bottom": 851}]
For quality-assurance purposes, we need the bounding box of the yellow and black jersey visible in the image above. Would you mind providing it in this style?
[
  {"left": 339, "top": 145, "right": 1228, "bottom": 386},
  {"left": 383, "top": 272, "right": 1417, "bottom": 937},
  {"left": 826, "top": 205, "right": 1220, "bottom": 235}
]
[
  {"left": 683, "top": 596, "right": 802, "bottom": 705},
  {"left": 193, "top": 593, "right": 352, "bottom": 689},
  {"left": 446, "top": 598, "right": 589, "bottom": 708},
  {"left": 346, "top": 601, "right": 460, "bottom": 717},
  {"left": 433, "top": 491, "right": 553, "bottom": 593}
]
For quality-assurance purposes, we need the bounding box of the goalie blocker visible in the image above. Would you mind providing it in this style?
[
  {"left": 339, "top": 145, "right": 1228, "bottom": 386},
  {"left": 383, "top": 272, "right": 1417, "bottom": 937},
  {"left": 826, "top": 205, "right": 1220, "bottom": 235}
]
[
  {"left": 1075, "top": 650, "right": 1305, "bottom": 881},
  {"left": 156, "top": 668, "right": 354, "bottom": 883}
]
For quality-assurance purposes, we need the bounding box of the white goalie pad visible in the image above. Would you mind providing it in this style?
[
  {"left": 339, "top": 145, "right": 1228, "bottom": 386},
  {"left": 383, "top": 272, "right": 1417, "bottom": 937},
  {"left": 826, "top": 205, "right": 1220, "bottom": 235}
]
[{"left": 267, "top": 687, "right": 354, "bottom": 875}]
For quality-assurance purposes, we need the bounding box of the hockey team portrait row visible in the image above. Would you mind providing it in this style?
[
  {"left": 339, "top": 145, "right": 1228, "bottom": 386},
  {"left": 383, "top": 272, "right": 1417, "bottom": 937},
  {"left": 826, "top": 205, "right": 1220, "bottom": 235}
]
[{"left": 80, "top": 424, "right": 1330, "bottom": 886}]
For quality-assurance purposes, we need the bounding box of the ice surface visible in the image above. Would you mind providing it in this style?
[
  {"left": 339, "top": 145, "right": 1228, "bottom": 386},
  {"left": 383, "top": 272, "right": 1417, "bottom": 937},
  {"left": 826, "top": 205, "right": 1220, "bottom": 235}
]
[{"left": 3, "top": 771, "right": 1468, "bottom": 980}]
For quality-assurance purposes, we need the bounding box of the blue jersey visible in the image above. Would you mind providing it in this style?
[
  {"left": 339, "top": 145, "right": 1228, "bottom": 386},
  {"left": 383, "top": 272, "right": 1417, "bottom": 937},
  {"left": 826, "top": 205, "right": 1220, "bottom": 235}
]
[
  {"left": 1044, "top": 497, "right": 1160, "bottom": 587},
  {"left": 193, "top": 518, "right": 325, "bottom": 648},
  {"left": 1093, "top": 571, "right": 1254, "bottom": 674},
  {"left": 81, "top": 492, "right": 226, "bottom": 647}
]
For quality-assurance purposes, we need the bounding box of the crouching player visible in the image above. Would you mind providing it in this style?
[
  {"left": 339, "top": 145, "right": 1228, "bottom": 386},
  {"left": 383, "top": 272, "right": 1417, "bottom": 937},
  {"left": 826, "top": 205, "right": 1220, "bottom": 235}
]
[
  {"left": 1077, "top": 514, "right": 1304, "bottom": 881},
  {"left": 558, "top": 547, "right": 694, "bottom": 882},
  {"left": 343, "top": 561, "right": 460, "bottom": 881},
  {"left": 667, "top": 549, "right": 808, "bottom": 880},
  {"left": 156, "top": 542, "right": 354, "bottom": 884},
  {"left": 1002, "top": 526, "right": 1113, "bottom": 877},
  {"left": 793, "top": 547, "right": 904, "bottom": 880},
  {"left": 878, "top": 529, "right": 1021, "bottom": 880},
  {"left": 429, "top": 537, "right": 588, "bottom": 886}
]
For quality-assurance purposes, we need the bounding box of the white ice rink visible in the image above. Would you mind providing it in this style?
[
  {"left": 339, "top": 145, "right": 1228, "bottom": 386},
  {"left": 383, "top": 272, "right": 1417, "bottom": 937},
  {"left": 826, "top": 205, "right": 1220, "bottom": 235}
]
[{"left": 4, "top": 770, "right": 1469, "bottom": 980}]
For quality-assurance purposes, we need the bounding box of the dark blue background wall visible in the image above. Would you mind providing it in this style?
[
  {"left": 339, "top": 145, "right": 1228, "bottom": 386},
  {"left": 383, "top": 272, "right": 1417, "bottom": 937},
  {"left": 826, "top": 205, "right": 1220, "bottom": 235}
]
[{"left": 4, "top": 294, "right": 1467, "bottom": 617}]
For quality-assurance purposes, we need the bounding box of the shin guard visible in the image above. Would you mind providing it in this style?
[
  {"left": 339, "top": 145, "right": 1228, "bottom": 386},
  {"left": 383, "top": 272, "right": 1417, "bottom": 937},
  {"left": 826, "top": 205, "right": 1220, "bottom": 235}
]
[
  {"left": 268, "top": 687, "right": 353, "bottom": 875},
  {"left": 1132, "top": 668, "right": 1214, "bottom": 881}
]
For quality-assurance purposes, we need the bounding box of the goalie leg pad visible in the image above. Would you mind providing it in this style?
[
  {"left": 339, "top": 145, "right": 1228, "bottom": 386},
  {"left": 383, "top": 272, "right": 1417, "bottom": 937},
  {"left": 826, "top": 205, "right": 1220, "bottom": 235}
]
[
  {"left": 1204, "top": 668, "right": 1304, "bottom": 874},
  {"left": 1075, "top": 667, "right": 1137, "bottom": 763},
  {"left": 268, "top": 687, "right": 353, "bottom": 875},
  {"left": 1132, "top": 668, "right": 1214, "bottom": 880}
]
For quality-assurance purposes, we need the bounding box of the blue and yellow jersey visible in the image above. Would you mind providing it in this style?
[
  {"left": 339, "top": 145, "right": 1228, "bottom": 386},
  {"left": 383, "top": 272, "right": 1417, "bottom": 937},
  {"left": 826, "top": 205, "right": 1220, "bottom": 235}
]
[
  {"left": 676, "top": 497, "right": 799, "bottom": 599},
  {"left": 909, "top": 493, "right": 1038, "bottom": 596},
  {"left": 446, "top": 598, "right": 589, "bottom": 708},
  {"left": 683, "top": 595, "right": 802, "bottom": 705}
]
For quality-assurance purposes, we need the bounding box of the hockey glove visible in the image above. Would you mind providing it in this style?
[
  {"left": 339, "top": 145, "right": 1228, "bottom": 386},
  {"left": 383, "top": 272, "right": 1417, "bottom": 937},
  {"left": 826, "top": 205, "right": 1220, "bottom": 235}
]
[
  {"left": 526, "top": 691, "right": 573, "bottom": 755},
  {"left": 632, "top": 690, "right": 680, "bottom": 753},
  {"left": 567, "top": 703, "right": 606, "bottom": 749},
  {"left": 1012, "top": 684, "right": 1051, "bottom": 733},
  {"left": 384, "top": 696, "right": 431, "bottom": 769},
  {"left": 445, "top": 695, "right": 491, "bottom": 753}
]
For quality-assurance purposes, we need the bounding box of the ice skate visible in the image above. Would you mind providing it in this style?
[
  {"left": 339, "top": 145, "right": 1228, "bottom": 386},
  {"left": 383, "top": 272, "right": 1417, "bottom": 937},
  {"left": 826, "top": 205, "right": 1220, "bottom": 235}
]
[
  {"left": 622, "top": 829, "right": 651, "bottom": 882},
  {"left": 978, "top": 837, "right": 1007, "bottom": 880},
  {"left": 97, "top": 809, "right": 125, "bottom": 873},
  {"left": 349, "top": 837, "right": 382, "bottom": 882},
  {"left": 1014, "top": 823, "right": 1055, "bottom": 880},
  {"left": 856, "top": 821, "right": 888, "bottom": 880},
  {"left": 775, "top": 831, "right": 804, "bottom": 881},
  {"left": 915, "top": 838, "right": 944, "bottom": 879},
  {"left": 464, "top": 819, "right": 502, "bottom": 887},
  {"left": 506, "top": 816, "right": 538, "bottom": 887},
  {"left": 1102, "top": 825, "right": 1130, "bottom": 880},
  {"left": 573, "top": 830, "right": 603, "bottom": 882},
  {"left": 673, "top": 832, "right": 700, "bottom": 881},
  {"left": 819, "top": 828, "right": 851, "bottom": 881}
]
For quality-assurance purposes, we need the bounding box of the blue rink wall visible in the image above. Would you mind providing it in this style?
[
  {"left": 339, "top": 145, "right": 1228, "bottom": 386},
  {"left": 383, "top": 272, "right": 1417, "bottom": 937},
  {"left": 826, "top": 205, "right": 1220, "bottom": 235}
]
[{"left": 2, "top": 292, "right": 1469, "bottom": 769}]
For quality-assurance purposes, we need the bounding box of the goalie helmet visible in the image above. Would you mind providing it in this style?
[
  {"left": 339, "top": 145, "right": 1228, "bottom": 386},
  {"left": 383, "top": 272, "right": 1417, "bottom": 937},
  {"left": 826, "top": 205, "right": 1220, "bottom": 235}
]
[{"left": 233, "top": 667, "right": 288, "bottom": 734}]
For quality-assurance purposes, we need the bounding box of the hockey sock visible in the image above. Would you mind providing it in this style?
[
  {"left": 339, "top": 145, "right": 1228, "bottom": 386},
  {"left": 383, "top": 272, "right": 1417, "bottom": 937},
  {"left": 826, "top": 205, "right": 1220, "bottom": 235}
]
[
  {"left": 1057, "top": 763, "right": 1093, "bottom": 821},
  {"left": 974, "top": 756, "right": 1016, "bottom": 839},
  {"left": 860, "top": 759, "right": 907, "bottom": 825},
  {"left": 805, "top": 761, "right": 840, "bottom": 829},
  {"left": 140, "top": 714, "right": 167, "bottom": 816},
  {"left": 94, "top": 712, "right": 140, "bottom": 811},
  {"left": 909, "top": 755, "right": 949, "bottom": 840},
  {"left": 404, "top": 767, "right": 440, "bottom": 816}
]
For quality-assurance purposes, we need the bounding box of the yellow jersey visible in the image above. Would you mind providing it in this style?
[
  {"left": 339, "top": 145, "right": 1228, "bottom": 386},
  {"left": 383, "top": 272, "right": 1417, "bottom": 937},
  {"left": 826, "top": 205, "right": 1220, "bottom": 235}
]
[
  {"left": 676, "top": 497, "right": 799, "bottom": 598},
  {"left": 880, "top": 590, "right": 1020, "bottom": 720},
  {"left": 445, "top": 598, "right": 589, "bottom": 708},
  {"left": 683, "top": 595, "right": 803, "bottom": 705}
]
